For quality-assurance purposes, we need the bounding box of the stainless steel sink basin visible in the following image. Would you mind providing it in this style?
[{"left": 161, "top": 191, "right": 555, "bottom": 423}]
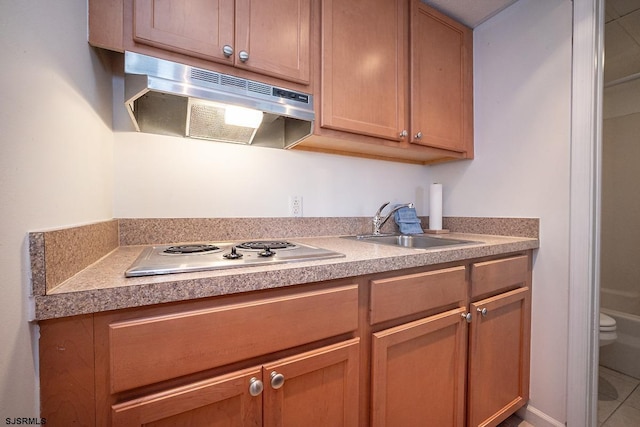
[{"left": 343, "top": 234, "right": 479, "bottom": 249}]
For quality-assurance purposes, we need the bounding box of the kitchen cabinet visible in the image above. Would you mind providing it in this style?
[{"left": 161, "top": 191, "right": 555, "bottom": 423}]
[
  {"left": 317, "top": 0, "right": 406, "bottom": 142},
  {"left": 369, "top": 266, "right": 468, "bottom": 426},
  {"left": 467, "top": 256, "right": 531, "bottom": 427},
  {"left": 409, "top": 1, "right": 473, "bottom": 155},
  {"left": 367, "top": 255, "right": 531, "bottom": 427},
  {"left": 110, "top": 339, "right": 359, "bottom": 427},
  {"left": 89, "top": 0, "right": 311, "bottom": 86},
  {"left": 297, "top": 0, "right": 473, "bottom": 164},
  {"left": 38, "top": 252, "right": 532, "bottom": 427}
]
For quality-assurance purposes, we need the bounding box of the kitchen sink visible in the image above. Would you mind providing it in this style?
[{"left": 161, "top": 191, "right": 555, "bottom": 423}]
[{"left": 343, "top": 234, "right": 479, "bottom": 249}]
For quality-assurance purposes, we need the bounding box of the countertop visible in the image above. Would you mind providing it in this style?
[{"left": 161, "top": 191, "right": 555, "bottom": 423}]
[{"left": 33, "top": 233, "right": 538, "bottom": 320}]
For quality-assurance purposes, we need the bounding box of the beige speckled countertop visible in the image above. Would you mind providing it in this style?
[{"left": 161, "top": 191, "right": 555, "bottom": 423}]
[{"left": 32, "top": 232, "right": 538, "bottom": 320}]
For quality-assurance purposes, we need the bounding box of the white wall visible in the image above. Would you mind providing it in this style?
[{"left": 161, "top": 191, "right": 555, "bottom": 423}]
[
  {"left": 430, "top": 0, "right": 573, "bottom": 424},
  {"left": 111, "top": 77, "right": 432, "bottom": 218},
  {"left": 0, "top": 1, "right": 114, "bottom": 418}
]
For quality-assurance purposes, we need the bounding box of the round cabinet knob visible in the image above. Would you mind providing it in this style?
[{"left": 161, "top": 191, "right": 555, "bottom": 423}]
[
  {"left": 239, "top": 50, "right": 250, "bottom": 62},
  {"left": 477, "top": 307, "right": 488, "bottom": 317},
  {"left": 414, "top": 131, "right": 423, "bottom": 140},
  {"left": 248, "top": 377, "right": 264, "bottom": 396},
  {"left": 399, "top": 130, "right": 408, "bottom": 138},
  {"left": 222, "top": 45, "right": 234, "bottom": 58},
  {"left": 461, "top": 312, "right": 472, "bottom": 323},
  {"left": 270, "top": 371, "right": 285, "bottom": 389}
]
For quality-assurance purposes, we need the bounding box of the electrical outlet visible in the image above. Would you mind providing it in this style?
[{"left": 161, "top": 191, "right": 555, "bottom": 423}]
[{"left": 289, "top": 196, "right": 303, "bottom": 217}]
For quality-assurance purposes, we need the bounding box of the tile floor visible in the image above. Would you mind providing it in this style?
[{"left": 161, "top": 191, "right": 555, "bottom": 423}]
[
  {"left": 599, "top": 366, "right": 640, "bottom": 426},
  {"left": 497, "top": 414, "right": 535, "bottom": 427}
]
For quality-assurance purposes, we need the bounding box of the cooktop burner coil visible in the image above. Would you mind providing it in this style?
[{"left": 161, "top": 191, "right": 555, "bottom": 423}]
[
  {"left": 235, "top": 241, "right": 296, "bottom": 250},
  {"left": 163, "top": 244, "right": 221, "bottom": 254}
]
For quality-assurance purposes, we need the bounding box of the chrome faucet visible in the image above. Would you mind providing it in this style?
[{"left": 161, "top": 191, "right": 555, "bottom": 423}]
[{"left": 372, "top": 202, "right": 414, "bottom": 235}]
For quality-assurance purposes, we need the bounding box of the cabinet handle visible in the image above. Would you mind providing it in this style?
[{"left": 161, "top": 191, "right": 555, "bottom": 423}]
[
  {"left": 477, "top": 307, "right": 488, "bottom": 317},
  {"left": 222, "top": 45, "right": 234, "bottom": 58},
  {"left": 248, "top": 377, "right": 264, "bottom": 396},
  {"left": 414, "top": 131, "right": 423, "bottom": 140},
  {"left": 270, "top": 371, "right": 285, "bottom": 389},
  {"left": 399, "top": 130, "right": 408, "bottom": 138},
  {"left": 461, "top": 312, "right": 472, "bottom": 323},
  {"left": 239, "top": 50, "right": 250, "bottom": 62}
]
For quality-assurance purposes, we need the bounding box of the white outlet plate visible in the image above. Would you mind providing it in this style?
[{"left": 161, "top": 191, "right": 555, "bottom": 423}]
[{"left": 289, "top": 196, "right": 303, "bottom": 217}]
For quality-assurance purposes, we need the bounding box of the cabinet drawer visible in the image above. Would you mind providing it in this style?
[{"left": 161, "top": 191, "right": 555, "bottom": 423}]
[
  {"left": 370, "top": 266, "right": 466, "bottom": 324},
  {"left": 470, "top": 255, "right": 529, "bottom": 298},
  {"left": 108, "top": 285, "right": 359, "bottom": 393}
]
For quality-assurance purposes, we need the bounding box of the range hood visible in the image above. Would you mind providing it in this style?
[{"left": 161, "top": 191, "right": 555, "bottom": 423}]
[{"left": 124, "top": 52, "right": 314, "bottom": 149}]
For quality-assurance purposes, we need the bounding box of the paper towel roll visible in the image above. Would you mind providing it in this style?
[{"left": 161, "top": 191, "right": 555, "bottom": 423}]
[{"left": 429, "top": 183, "right": 443, "bottom": 230}]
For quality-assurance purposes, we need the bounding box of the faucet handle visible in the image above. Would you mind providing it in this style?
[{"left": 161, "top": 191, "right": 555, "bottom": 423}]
[{"left": 375, "top": 202, "right": 390, "bottom": 217}]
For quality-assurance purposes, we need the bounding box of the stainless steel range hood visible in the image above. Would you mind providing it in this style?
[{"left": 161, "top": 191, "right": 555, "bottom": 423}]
[{"left": 124, "top": 52, "right": 314, "bottom": 148}]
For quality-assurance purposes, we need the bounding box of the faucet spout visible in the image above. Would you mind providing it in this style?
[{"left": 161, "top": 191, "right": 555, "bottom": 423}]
[{"left": 372, "top": 202, "right": 414, "bottom": 235}]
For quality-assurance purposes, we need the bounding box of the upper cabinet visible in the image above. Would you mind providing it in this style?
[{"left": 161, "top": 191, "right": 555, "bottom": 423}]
[
  {"left": 88, "top": 0, "right": 473, "bottom": 165},
  {"left": 409, "top": 1, "right": 473, "bottom": 156},
  {"left": 318, "top": 0, "right": 407, "bottom": 142},
  {"left": 297, "top": 0, "right": 473, "bottom": 164},
  {"left": 90, "top": 0, "right": 311, "bottom": 86}
]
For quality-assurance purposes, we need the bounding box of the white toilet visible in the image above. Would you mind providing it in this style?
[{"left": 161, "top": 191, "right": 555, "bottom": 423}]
[{"left": 600, "top": 312, "right": 618, "bottom": 347}]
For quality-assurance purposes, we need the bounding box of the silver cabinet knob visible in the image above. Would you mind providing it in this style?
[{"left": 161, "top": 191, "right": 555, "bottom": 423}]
[
  {"left": 222, "top": 45, "right": 234, "bottom": 58},
  {"left": 477, "top": 307, "right": 488, "bottom": 317},
  {"left": 248, "top": 377, "right": 263, "bottom": 396},
  {"left": 239, "top": 50, "right": 250, "bottom": 62},
  {"left": 414, "top": 131, "right": 423, "bottom": 140},
  {"left": 461, "top": 312, "right": 472, "bottom": 323},
  {"left": 399, "top": 130, "right": 408, "bottom": 138},
  {"left": 270, "top": 371, "right": 285, "bottom": 389}
]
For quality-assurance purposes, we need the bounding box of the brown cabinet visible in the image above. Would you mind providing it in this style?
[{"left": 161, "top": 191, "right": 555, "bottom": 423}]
[
  {"left": 318, "top": 0, "right": 406, "bottom": 142},
  {"left": 297, "top": 0, "right": 473, "bottom": 164},
  {"left": 367, "top": 254, "right": 531, "bottom": 427},
  {"left": 111, "top": 339, "right": 359, "bottom": 427},
  {"left": 468, "top": 257, "right": 531, "bottom": 427},
  {"left": 39, "top": 253, "right": 532, "bottom": 427},
  {"left": 371, "top": 308, "right": 468, "bottom": 426},
  {"left": 90, "top": 0, "right": 312, "bottom": 85},
  {"left": 368, "top": 266, "right": 468, "bottom": 427},
  {"left": 409, "top": 1, "right": 473, "bottom": 156}
]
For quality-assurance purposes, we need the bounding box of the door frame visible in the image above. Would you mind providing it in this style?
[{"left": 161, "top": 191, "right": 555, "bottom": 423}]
[{"left": 567, "top": 0, "right": 604, "bottom": 425}]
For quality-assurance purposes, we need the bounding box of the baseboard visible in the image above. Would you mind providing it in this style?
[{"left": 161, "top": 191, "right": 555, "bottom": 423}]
[{"left": 518, "top": 404, "right": 566, "bottom": 427}]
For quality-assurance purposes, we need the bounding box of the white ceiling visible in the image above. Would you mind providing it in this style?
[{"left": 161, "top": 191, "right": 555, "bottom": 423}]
[
  {"left": 605, "top": 0, "right": 640, "bottom": 83},
  {"left": 420, "top": 0, "right": 519, "bottom": 28}
]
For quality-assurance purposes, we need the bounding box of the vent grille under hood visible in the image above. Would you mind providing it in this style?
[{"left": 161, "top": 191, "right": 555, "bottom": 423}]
[{"left": 124, "top": 52, "right": 314, "bottom": 149}]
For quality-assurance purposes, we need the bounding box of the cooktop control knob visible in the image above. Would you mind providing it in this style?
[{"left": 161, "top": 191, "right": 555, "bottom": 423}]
[
  {"left": 223, "top": 247, "right": 243, "bottom": 259},
  {"left": 258, "top": 246, "right": 276, "bottom": 257}
]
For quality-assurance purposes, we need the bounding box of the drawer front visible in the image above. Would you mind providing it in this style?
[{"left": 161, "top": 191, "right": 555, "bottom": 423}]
[
  {"left": 470, "top": 255, "right": 529, "bottom": 298},
  {"left": 108, "top": 284, "right": 359, "bottom": 393},
  {"left": 370, "top": 266, "right": 466, "bottom": 325}
]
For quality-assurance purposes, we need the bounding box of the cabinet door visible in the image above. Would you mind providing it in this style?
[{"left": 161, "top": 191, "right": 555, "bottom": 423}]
[
  {"left": 235, "top": 0, "right": 311, "bottom": 84},
  {"left": 468, "top": 287, "right": 531, "bottom": 427},
  {"left": 263, "top": 339, "right": 359, "bottom": 427},
  {"left": 111, "top": 367, "right": 262, "bottom": 426},
  {"left": 133, "top": 0, "right": 235, "bottom": 64},
  {"left": 409, "top": 1, "right": 473, "bottom": 155},
  {"left": 371, "top": 308, "right": 467, "bottom": 427},
  {"left": 321, "top": 0, "right": 406, "bottom": 141}
]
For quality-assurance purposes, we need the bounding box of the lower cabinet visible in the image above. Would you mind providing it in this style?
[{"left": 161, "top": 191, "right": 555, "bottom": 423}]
[
  {"left": 468, "top": 287, "right": 531, "bottom": 427},
  {"left": 111, "top": 339, "right": 360, "bottom": 427},
  {"left": 368, "top": 253, "right": 532, "bottom": 427},
  {"left": 371, "top": 308, "right": 467, "bottom": 427},
  {"left": 38, "top": 252, "right": 532, "bottom": 427}
]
